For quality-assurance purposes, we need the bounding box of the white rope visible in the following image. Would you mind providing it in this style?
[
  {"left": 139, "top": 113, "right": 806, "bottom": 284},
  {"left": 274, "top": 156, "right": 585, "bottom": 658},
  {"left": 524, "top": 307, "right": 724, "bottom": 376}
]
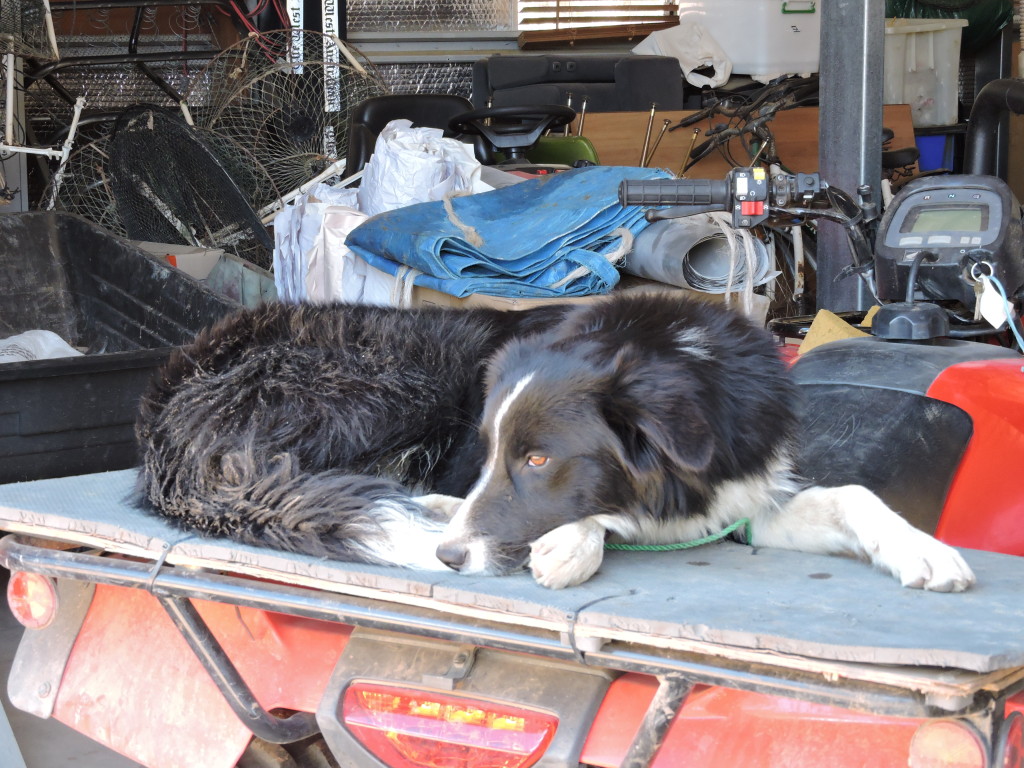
[
  {"left": 708, "top": 211, "right": 757, "bottom": 317},
  {"left": 739, "top": 227, "right": 758, "bottom": 317},
  {"left": 390, "top": 265, "right": 421, "bottom": 308},
  {"left": 549, "top": 227, "right": 634, "bottom": 290},
  {"left": 442, "top": 193, "right": 484, "bottom": 248},
  {"left": 709, "top": 212, "right": 740, "bottom": 307}
]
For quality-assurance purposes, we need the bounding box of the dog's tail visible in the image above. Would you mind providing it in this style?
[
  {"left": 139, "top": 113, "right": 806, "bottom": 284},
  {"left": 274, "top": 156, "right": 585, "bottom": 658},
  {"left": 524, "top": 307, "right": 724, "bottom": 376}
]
[{"left": 136, "top": 441, "right": 450, "bottom": 571}]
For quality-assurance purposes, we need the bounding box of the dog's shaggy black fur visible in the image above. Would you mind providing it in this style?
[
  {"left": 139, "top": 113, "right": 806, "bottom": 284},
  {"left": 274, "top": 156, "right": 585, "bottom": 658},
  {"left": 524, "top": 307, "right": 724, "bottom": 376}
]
[
  {"left": 135, "top": 300, "right": 567, "bottom": 562},
  {"left": 135, "top": 292, "right": 974, "bottom": 591},
  {"left": 136, "top": 293, "right": 793, "bottom": 564}
]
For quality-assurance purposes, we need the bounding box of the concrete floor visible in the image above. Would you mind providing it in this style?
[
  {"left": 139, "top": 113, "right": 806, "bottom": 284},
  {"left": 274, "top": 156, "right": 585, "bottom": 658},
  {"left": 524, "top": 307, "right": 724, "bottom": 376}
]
[{"left": 0, "top": 571, "right": 143, "bottom": 768}]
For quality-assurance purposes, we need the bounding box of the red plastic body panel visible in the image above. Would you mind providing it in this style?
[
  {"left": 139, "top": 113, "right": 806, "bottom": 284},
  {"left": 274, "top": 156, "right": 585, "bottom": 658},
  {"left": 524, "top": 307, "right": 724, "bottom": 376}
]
[
  {"left": 52, "top": 583, "right": 350, "bottom": 768},
  {"left": 579, "top": 675, "right": 919, "bottom": 768},
  {"left": 50, "top": 584, "right": 928, "bottom": 768},
  {"left": 928, "top": 359, "right": 1024, "bottom": 553}
]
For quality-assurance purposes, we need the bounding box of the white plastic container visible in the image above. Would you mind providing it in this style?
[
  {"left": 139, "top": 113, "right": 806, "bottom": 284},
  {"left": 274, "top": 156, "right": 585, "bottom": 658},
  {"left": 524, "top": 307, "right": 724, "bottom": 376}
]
[
  {"left": 677, "top": 0, "right": 821, "bottom": 83},
  {"left": 883, "top": 17, "right": 968, "bottom": 128}
]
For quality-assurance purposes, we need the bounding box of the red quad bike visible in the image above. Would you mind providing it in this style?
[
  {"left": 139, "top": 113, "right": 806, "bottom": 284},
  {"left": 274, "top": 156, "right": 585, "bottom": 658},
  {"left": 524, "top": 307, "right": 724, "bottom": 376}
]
[{"left": 4, "top": 88, "right": 1024, "bottom": 768}]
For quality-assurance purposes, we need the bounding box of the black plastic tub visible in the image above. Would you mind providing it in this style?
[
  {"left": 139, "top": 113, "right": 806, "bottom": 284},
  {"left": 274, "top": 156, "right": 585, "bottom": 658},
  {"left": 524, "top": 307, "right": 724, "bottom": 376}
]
[{"left": 0, "top": 212, "right": 239, "bottom": 483}]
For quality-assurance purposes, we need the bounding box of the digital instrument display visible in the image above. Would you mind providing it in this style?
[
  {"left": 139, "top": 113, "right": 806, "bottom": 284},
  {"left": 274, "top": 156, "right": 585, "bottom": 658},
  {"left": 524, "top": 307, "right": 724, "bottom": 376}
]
[
  {"left": 903, "top": 205, "right": 988, "bottom": 234},
  {"left": 876, "top": 176, "right": 1018, "bottom": 309}
]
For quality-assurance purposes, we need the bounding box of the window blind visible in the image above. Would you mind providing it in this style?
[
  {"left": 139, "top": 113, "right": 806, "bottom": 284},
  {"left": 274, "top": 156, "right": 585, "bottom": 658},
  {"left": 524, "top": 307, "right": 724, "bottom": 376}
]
[{"left": 518, "top": 0, "right": 678, "bottom": 47}]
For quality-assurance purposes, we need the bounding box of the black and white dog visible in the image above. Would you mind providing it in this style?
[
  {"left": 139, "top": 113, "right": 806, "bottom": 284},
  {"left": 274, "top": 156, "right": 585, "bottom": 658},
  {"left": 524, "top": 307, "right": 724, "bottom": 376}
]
[{"left": 135, "top": 293, "right": 974, "bottom": 591}]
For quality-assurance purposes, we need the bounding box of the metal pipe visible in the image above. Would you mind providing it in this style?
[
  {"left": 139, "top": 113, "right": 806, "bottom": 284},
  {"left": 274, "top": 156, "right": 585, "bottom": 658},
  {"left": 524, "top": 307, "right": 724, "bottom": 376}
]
[
  {"left": 4, "top": 54, "right": 15, "bottom": 146},
  {"left": 46, "top": 95, "right": 86, "bottom": 210},
  {"left": 643, "top": 119, "right": 671, "bottom": 167},
  {"left": 30, "top": 50, "right": 219, "bottom": 81},
  {"left": 41, "top": 0, "right": 59, "bottom": 59},
  {"left": 817, "top": 0, "right": 884, "bottom": 311},
  {"left": 577, "top": 95, "right": 588, "bottom": 136},
  {"left": 0, "top": 144, "right": 64, "bottom": 158},
  {"left": 621, "top": 675, "right": 692, "bottom": 768},
  {"left": 639, "top": 103, "right": 656, "bottom": 167},
  {"left": 0, "top": 538, "right": 577, "bottom": 657},
  {"left": 678, "top": 128, "right": 699, "bottom": 177},
  {"left": 791, "top": 225, "right": 806, "bottom": 304},
  {"left": 122, "top": 6, "right": 183, "bottom": 101},
  {"left": 50, "top": 0, "right": 226, "bottom": 7},
  {"left": 964, "top": 78, "right": 1024, "bottom": 176},
  {"left": 158, "top": 595, "right": 321, "bottom": 744},
  {"left": 127, "top": 6, "right": 144, "bottom": 54},
  {"left": 136, "top": 61, "right": 185, "bottom": 102}
]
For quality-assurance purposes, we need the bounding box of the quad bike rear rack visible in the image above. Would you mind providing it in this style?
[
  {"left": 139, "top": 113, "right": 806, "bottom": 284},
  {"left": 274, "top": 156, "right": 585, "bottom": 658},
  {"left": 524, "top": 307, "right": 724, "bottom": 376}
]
[{"left": 4, "top": 470, "right": 1024, "bottom": 766}]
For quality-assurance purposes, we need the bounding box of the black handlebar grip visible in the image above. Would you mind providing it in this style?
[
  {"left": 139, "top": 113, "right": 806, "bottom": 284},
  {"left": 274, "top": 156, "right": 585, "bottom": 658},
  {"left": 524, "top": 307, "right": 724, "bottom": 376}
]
[{"left": 618, "top": 178, "right": 729, "bottom": 206}]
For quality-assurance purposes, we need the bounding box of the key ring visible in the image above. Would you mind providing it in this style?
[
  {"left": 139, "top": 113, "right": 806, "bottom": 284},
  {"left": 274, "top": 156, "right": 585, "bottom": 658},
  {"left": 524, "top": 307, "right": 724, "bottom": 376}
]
[{"left": 969, "top": 260, "right": 995, "bottom": 282}]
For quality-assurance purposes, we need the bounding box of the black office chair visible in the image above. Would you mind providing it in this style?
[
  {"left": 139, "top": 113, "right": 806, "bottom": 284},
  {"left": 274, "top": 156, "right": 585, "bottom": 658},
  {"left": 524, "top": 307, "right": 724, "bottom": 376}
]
[{"left": 343, "top": 93, "right": 493, "bottom": 178}]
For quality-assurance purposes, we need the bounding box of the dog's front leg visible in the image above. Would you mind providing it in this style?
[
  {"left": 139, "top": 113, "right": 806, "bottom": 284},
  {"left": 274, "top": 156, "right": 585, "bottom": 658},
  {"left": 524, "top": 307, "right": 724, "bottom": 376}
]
[
  {"left": 754, "top": 485, "right": 975, "bottom": 592},
  {"left": 529, "top": 518, "right": 606, "bottom": 589}
]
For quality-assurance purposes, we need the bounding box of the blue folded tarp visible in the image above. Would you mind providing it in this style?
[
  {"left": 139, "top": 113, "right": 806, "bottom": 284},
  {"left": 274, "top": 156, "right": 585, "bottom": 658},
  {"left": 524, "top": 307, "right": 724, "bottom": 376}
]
[{"left": 345, "top": 165, "right": 670, "bottom": 298}]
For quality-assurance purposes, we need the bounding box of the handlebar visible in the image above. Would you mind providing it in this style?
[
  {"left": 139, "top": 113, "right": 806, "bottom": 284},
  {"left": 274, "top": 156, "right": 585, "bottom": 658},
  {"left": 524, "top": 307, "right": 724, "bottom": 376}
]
[
  {"left": 619, "top": 167, "right": 781, "bottom": 228},
  {"left": 618, "top": 178, "right": 729, "bottom": 207},
  {"left": 619, "top": 167, "right": 830, "bottom": 231},
  {"left": 617, "top": 167, "right": 874, "bottom": 272}
]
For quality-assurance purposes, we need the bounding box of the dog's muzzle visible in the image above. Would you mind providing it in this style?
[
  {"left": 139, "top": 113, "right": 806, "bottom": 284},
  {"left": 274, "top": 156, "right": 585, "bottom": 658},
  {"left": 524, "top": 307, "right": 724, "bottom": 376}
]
[{"left": 435, "top": 538, "right": 529, "bottom": 575}]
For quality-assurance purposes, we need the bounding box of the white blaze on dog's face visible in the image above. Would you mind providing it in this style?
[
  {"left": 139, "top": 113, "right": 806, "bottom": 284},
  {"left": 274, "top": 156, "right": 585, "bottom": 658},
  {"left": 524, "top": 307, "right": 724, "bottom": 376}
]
[
  {"left": 434, "top": 341, "right": 715, "bottom": 576},
  {"left": 437, "top": 367, "right": 623, "bottom": 575}
]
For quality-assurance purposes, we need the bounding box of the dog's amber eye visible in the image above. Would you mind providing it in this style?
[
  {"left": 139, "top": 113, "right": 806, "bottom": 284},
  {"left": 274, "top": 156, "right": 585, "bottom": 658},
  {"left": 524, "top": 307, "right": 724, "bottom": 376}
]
[{"left": 526, "top": 455, "right": 549, "bottom": 468}]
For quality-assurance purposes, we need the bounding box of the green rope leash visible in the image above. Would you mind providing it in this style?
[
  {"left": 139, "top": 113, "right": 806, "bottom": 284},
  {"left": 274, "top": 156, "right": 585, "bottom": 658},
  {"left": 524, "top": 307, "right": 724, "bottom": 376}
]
[{"left": 604, "top": 517, "right": 752, "bottom": 552}]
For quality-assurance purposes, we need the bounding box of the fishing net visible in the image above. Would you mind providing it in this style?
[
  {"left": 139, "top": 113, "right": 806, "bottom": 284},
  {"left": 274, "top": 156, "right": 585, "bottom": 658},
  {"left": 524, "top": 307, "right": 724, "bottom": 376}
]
[
  {"left": 188, "top": 30, "right": 388, "bottom": 198},
  {"left": 106, "top": 106, "right": 273, "bottom": 267},
  {"left": 0, "top": 0, "right": 56, "bottom": 59}
]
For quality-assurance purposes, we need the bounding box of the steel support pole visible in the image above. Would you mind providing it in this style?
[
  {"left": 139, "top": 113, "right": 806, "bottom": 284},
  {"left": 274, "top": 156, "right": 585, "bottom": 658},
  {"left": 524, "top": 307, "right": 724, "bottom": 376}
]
[{"left": 817, "top": 0, "right": 885, "bottom": 311}]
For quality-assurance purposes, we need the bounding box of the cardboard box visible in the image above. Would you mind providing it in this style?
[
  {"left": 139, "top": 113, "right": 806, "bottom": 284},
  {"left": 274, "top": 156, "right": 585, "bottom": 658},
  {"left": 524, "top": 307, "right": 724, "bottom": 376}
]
[
  {"left": 133, "top": 242, "right": 225, "bottom": 281},
  {"left": 412, "top": 276, "right": 770, "bottom": 326}
]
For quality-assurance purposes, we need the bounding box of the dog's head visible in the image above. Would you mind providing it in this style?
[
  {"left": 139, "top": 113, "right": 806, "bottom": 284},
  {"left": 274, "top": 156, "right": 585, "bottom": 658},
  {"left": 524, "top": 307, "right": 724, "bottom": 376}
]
[{"left": 435, "top": 336, "right": 715, "bottom": 575}]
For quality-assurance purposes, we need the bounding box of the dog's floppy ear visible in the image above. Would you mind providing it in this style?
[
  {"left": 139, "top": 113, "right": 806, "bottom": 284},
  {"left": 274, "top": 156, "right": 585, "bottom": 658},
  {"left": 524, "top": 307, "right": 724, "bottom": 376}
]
[{"left": 601, "top": 350, "right": 714, "bottom": 477}]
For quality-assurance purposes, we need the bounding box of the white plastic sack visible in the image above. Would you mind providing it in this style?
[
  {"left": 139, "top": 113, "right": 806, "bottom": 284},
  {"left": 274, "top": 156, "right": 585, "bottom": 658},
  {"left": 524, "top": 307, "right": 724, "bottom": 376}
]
[
  {"left": 632, "top": 22, "right": 732, "bottom": 89},
  {"left": 0, "top": 330, "right": 83, "bottom": 364},
  {"left": 305, "top": 206, "right": 421, "bottom": 306},
  {"left": 357, "top": 119, "right": 491, "bottom": 217},
  {"left": 273, "top": 182, "right": 359, "bottom": 302}
]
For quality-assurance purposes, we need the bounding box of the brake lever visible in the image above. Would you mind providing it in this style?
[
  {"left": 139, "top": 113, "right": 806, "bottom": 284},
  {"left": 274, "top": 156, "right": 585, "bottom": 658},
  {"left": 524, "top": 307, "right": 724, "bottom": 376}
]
[{"left": 646, "top": 204, "right": 728, "bottom": 222}]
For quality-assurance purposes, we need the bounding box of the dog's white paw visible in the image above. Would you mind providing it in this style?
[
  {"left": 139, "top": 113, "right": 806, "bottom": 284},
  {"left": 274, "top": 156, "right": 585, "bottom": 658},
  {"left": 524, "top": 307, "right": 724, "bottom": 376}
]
[
  {"left": 413, "top": 494, "right": 465, "bottom": 521},
  {"left": 876, "top": 529, "right": 975, "bottom": 592},
  {"left": 529, "top": 519, "right": 605, "bottom": 590}
]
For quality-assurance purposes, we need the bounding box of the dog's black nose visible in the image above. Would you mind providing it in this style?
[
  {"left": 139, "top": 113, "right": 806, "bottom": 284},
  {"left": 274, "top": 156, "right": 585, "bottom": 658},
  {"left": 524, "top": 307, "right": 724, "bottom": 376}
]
[{"left": 436, "top": 541, "right": 468, "bottom": 571}]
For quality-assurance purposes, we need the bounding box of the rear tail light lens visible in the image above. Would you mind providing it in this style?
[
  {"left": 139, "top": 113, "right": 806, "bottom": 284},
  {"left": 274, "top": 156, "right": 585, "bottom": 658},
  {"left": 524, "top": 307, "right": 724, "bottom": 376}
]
[
  {"left": 6, "top": 571, "right": 58, "bottom": 629},
  {"left": 342, "top": 681, "right": 558, "bottom": 768},
  {"left": 995, "top": 711, "right": 1023, "bottom": 768},
  {"left": 910, "top": 719, "right": 987, "bottom": 768}
]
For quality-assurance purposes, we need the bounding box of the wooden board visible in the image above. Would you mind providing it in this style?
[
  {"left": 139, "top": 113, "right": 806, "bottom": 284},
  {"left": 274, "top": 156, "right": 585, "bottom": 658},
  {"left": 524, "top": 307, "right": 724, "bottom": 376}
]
[{"left": 574, "top": 104, "right": 918, "bottom": 177}]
